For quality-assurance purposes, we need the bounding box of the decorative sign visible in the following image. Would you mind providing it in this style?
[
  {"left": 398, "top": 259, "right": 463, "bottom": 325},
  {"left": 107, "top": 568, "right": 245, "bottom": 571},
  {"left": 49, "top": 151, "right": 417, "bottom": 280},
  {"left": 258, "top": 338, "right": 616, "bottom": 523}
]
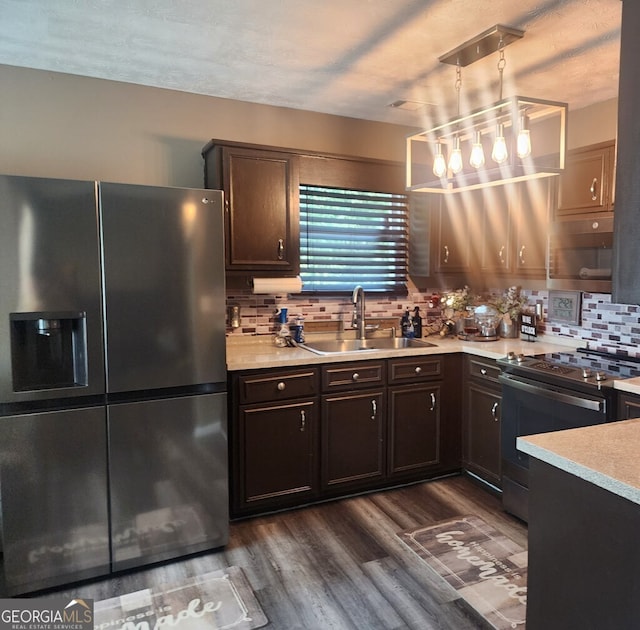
[{"left": 520, "top": 312, "right": 537, "bottom": 338}]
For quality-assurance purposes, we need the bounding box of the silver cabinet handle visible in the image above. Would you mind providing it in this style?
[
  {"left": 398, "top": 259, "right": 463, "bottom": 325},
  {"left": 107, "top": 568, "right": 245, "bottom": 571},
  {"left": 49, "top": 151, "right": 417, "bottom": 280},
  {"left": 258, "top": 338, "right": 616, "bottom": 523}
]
[
  {"left": 498, "top": 245, "right": 505, "bottom": 265},
  {"left": 429, "top": 392, "right": 436, "bottom": 412},
  {"left": 415, "top": 366, "right": 422, "bottom": 374},
  {"left": 277, "top": 238, "right": 285, "bottom": 260},
  {"left": 371, "top": 399, "right": 377, "bottom": 420},
  {"left": 519, "top": 245, "right": 526, "bottom": 265},
  {"left": 352, "top": 372, "right": 359, "bottom": 382},
  {"left": 443, "top": 245, "right": 450, "bottom": 264},
  {"left": 300, "top": 409, "right": 306, "bottom": 432},
  {"left": 277, "top": 381, "right": 286, "bottom": 391},
  {"left": 491, "top": 402, "right": 499, "bottom": 421},
  {"left": 480, "top": 368, "right": 487, "bottom": 376},
  {"left": 590, "top": 177, "right": 598, "bottom": 201}
]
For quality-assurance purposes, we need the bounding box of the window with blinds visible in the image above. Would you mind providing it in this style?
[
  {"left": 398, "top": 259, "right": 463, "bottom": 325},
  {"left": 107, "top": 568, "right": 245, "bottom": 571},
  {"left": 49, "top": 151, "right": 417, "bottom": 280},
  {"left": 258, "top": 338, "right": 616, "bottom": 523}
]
[{"left": 299, "top": 184, "right": 408, "bottom": 293}]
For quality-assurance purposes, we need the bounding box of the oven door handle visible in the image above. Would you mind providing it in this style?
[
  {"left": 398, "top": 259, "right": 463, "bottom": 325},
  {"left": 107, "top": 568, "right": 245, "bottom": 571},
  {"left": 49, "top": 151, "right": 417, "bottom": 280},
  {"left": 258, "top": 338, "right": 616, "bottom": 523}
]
[{"left": 499, "top": 374, "right": 605, "bottom": 413}]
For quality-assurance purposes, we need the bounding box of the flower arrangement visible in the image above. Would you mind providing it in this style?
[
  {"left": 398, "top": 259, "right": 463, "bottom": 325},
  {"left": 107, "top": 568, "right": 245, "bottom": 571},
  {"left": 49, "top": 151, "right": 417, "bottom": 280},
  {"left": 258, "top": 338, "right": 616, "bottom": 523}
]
[
  {"left": 441, "top": 286, "right": 475, "bottom": 315},
  {"left": 492, "top": 286, "right": 528, "bottom": 323}
]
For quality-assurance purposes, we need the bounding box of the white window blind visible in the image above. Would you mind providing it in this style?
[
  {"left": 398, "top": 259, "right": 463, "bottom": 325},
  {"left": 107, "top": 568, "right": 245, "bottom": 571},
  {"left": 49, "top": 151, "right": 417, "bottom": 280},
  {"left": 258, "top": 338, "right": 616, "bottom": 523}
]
[{"left": 299, "top": 185, "right": 408, "bottom": 293}]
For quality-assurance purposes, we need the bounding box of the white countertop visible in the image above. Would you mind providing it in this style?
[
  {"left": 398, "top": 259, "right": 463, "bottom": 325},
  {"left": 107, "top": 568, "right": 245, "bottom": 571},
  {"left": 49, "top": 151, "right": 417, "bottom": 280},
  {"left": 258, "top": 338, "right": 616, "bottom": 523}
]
[
  {"left": 518, "top": 418, "right": 640, "bottom": 506},
  {"left": 225, "top": 333, "right": 640, "bottom": 396},
  {"left": 226, "top": 333, "right": 579, "bottom": 371}
]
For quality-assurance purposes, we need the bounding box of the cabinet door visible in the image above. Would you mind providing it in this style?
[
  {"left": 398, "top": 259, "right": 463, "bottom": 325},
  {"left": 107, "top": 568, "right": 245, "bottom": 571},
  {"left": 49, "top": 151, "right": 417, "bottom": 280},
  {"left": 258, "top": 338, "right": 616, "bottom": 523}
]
[
  {"left": 388, "top": 384, "right": 440, "bottom": 476},
  {"left": 238, "top": 399, "right": 318, "bottom": 512},
  {"left": 464, "top": 382, "right": 501, "bottom": 488},
  {"left": 478, "top": 187, "right": 512, "bottom": 274},
  {"left": 617, "top": 392, "right": 640, "bottom": 420},
  {"left": 433, "top": 194, "right": 471, "bottom": 272},
  {"left": 223, "top": 146, "right": 300, "bottom": 272},
  {"left": 557, "top": 141, "right": 615, "bottom": 217},
  {"left": 513, "top": 180, "right": 550, "bottom": 277},
  {"left": 322, "top": 390, "right": 385, "bottom": 491}
]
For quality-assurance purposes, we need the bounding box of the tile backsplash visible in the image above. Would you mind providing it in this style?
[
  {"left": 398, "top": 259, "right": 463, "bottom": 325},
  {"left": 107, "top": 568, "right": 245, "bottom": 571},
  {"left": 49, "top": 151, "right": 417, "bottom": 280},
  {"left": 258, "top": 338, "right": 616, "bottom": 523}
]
[{"left": 226, "top": 287, "right": 640, "bottom": 357}]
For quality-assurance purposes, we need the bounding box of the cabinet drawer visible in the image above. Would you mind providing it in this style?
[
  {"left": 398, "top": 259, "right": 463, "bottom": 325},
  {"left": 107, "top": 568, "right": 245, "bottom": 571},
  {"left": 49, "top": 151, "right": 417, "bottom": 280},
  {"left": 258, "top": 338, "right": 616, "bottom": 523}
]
[
  {"left": 322, "top": 361, "right": 385, "bottom": 391},
  {"left": 237, "top": 368, "right": 319, "bottom": 404},
  {"left": 467, "top": 356, "right": 501, "bottom": 385},
  {"left": 388, "top": 356, "right": 442, "bottom": 383}
]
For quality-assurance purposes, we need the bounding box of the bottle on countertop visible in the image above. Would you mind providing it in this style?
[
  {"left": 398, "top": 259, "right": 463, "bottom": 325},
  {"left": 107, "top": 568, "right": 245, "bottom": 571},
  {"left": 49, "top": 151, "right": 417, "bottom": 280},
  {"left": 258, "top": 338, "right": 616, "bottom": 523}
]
[
  {"left": 401, "top": 308, "right": 415, "bottom": 338},
  {"left": 412, "top": 306, "right": 422, "bottom": 338},
  {"left": 292, "top": 315, "right": 305, "bottom": 344},
  {"left": 274, "top": 307, "right": 290, "bottom": 347}
]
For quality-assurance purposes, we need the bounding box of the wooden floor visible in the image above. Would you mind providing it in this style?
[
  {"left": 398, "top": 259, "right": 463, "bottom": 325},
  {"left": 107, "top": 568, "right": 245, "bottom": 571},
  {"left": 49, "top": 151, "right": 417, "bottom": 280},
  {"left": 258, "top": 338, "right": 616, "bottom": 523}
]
[{"left": 49, "top": 474, "right": 527, "bottom": 629}]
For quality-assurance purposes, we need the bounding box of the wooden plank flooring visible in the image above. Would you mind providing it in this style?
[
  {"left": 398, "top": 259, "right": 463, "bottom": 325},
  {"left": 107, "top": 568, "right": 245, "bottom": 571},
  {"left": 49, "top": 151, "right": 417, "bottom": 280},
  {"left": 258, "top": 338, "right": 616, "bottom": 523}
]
[{"left": 43, "top": 475, "right": 528, "bottom": 629}]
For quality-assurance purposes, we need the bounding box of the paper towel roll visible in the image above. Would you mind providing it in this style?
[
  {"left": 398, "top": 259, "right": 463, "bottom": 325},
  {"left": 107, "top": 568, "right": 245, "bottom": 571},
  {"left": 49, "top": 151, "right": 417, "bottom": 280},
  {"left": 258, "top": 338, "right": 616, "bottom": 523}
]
[{"left": 252, "top": 276, "right": 303, "bottom": 295}]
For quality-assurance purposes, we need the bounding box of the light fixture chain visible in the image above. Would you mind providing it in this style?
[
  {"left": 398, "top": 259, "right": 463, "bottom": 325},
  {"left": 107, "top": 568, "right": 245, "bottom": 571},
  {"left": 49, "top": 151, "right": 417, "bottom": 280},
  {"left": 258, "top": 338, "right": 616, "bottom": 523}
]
[
  {"left": 455, "top": 59, "right": 462, "bottom": 116},
  {"left": 497, "top": 37, "right": 506, "bottom": 101}
]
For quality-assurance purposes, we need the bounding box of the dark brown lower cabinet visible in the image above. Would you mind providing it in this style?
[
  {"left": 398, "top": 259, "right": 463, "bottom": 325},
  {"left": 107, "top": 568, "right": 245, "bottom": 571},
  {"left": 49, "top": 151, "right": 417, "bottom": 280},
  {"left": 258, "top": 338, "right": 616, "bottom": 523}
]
[
  {"left": 322, "top": 389, "right": 386, "bottom": 493},
  {"left": 240, "top": 399, "right": 318, "bottom": 510},
  {"left": 463, "top": 355, "right": 502, "bottom": 489},
  {"left": 231, "top": 354, "right": 462, "bottom": 518},
  {"left": 388, "top": 383, "right": 440, "bottom": 475}
]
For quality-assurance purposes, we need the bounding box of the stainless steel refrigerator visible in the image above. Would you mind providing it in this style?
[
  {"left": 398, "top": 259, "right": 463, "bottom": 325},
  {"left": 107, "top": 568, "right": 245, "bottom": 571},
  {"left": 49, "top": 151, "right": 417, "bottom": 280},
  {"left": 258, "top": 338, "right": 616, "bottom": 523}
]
[{"left": 0, "top": 175, "right": 228, "bottom": 594}]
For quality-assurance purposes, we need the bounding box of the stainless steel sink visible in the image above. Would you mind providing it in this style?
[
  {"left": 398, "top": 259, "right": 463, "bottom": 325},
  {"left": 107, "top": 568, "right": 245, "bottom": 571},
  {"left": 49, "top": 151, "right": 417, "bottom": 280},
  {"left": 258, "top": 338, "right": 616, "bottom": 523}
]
[{"left": 299, "top": 337, "right": 437, "bottom": 355}]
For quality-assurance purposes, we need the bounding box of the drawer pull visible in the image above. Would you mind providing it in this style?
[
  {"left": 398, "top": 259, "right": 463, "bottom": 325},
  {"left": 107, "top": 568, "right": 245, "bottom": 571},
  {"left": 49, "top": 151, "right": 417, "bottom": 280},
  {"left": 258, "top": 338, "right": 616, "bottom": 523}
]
[
  {"left": 590, "top": 177, "right": 598, "bottom": 201},
  {"left": 415, "top": 366, "right": 422, "bottom": 374},
  {"left": 371, "top": 399, "right": 377, "bottom": 420},
  {"left": 277, "top": 381, "right": 286, "bottom": 391},
  {"left": 277, "top": 238, "right": 285, "bottom": 260},
  {"left": 480, "top": 368, "right": 487, "bottom": 376},
  {"left": 352, "top": 372, "right": 359, "bottom": 382},
  {"left": 300, "top": 409, "right": 306, "bottom": 431},
  {"left": 491, "top": 402, "right": 499, "bottom": 421},
  {"left": 429, "top": 392, "right": 436, "bottom": 412}
]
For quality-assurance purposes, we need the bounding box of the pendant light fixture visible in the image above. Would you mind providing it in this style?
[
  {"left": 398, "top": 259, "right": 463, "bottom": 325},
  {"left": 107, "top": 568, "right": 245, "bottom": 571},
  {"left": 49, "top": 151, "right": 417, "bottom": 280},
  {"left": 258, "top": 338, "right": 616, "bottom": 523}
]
[
  {"left": 406, "top": 24, "right": 567, "bottom": 193},
  {"left": 432, "top": 141, "right": 447, "bottom": 177},
  {"left": 516, "top": 111, "right": 532, "bottom": 158},
  {"left": 469, "top": 132, "right": 485, "bottom": 168}
]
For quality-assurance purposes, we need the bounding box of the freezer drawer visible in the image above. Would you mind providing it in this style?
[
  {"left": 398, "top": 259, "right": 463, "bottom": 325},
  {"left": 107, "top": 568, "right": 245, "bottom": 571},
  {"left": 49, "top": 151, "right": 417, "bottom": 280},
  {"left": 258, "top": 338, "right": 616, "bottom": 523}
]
[
  {"left": 108, "top": 392, "right": 228, "bottom": 572},
  {"left": 0, "top": 406, "right": 109, "bottom": 594}
]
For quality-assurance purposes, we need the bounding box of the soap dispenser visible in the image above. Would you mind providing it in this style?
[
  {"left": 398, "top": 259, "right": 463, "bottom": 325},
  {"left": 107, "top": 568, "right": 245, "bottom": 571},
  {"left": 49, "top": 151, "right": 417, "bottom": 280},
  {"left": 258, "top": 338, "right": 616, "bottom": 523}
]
[{"left": 401, "top": 308, "right": 415, "bottom": 338}]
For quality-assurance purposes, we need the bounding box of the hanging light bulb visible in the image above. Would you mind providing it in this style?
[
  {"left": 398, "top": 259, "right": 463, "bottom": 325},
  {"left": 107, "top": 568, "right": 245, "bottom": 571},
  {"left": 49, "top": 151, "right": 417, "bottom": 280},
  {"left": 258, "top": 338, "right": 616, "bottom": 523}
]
[
  {"left": 492, "top": 124, "right": 508, "bottom": 164},
  {"left": 517, "top": 113, "right": 531, "bottom": 158},
  {"left": 469, "top": 131, "right": 485, "bottom": 168},
  {"left": 448, "top": 136, "right": 463, "bottom": 174},
  {"left": 433, "top": 141, "right": 447, "bottom": 177}
]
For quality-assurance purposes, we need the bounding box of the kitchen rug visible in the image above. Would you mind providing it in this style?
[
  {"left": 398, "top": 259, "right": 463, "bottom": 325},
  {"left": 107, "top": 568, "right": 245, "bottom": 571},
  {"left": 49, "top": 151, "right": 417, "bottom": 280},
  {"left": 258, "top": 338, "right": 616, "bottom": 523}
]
[
  {"left": 94, "top": 566, "right": 268, "bottom": 630},
  {"left": 398, "top": 515, "right": 527, "bottom": 630}
]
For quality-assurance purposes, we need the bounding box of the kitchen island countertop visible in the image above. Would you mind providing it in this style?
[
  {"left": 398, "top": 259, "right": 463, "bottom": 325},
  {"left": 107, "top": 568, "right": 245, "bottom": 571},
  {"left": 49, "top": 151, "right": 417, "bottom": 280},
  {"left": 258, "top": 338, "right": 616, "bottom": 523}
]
[{"left": 518, "top": 418, "right": 640, "bottom": 505}]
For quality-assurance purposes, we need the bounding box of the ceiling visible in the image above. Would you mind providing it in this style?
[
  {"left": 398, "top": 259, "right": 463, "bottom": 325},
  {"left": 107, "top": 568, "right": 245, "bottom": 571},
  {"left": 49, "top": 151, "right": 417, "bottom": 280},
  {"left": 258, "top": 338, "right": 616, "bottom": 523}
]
[{"left": 0, "top": 0, "right": 622, "bottom": 127}]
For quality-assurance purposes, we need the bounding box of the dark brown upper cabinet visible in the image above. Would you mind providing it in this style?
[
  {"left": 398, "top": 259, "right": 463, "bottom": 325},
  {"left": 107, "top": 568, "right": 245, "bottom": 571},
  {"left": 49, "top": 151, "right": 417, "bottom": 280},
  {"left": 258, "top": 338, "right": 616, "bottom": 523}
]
[
  {"left": 203, "top": 141, "right": 300, "bottom": 275},
  {"left": 556, "top": 140, "right": 615, "bottom": 218}
]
